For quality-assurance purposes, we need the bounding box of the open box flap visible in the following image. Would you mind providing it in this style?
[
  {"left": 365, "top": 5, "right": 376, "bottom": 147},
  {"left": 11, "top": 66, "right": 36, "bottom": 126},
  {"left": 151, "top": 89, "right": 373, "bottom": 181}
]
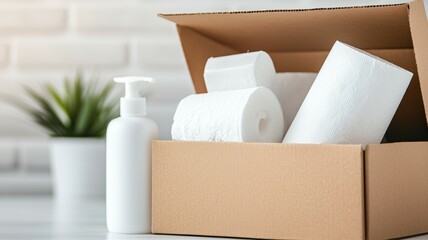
[
  {"left": 160, "top": 1, "right": 428, "bottom": 140},
  {"left": 160, "top": 4, "right": 412, "bottom": 52},
  {"left": 409, "top": 0, "right": 428, "bottom": 125},
  {"left": 160, "top": 3, "right": 414, "bottom": 90}
]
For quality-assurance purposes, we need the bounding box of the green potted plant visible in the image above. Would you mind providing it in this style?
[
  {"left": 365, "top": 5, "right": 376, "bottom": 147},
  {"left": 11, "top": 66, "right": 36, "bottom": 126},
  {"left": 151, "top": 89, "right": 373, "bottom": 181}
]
[{"left": 11, "top": 74, "right": 118, "bottom": 202}]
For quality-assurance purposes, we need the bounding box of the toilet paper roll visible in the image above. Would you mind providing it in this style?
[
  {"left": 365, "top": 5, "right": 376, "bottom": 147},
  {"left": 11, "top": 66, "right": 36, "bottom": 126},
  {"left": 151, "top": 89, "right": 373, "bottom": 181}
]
[
  {"left": 204, "top": 51, "right": 276, "bottom": 92},
  {"left": 283, "top": 41, "right": 413, "bottom": 148},
  {"left": 276, "top": 72, "right": 317, "bottom": 129},
  {"left": 171, "top": 87, "right": 284, "bottom": 143}
]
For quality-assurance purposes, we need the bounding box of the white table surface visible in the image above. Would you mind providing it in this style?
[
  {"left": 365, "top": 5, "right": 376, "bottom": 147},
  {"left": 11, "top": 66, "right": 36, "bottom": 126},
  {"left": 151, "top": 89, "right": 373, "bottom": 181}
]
[{"left": 0, "top": 196, "right": 427, "bottom": 240}]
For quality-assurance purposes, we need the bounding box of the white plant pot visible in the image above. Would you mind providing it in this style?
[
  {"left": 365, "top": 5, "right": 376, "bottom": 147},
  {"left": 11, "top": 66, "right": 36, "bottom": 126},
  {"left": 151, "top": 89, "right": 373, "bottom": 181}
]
[{"left": 50, "top": 138, "right": 106, "bottom": 202}]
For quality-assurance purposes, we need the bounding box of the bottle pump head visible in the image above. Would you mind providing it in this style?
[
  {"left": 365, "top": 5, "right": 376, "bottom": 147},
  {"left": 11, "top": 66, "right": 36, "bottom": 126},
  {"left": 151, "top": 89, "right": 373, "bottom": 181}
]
[{"left": 114, "top": 76, "right": 154, "bottom": 116}]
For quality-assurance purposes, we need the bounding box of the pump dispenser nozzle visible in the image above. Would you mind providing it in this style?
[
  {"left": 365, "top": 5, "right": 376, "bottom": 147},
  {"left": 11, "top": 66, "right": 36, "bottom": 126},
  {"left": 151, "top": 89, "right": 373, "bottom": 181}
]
[{"left": 114, "top": 76, "right": 154, "bottom": 117}]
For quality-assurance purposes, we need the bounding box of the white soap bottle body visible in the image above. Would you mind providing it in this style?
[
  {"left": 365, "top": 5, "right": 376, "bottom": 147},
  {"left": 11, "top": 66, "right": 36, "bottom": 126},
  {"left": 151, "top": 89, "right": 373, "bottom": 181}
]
[
  {"left": 106, "top": 115, "right": 158, "bottom": 233},
  {"left": 106, "top": 76, "right": 158, "bottom": 234}
]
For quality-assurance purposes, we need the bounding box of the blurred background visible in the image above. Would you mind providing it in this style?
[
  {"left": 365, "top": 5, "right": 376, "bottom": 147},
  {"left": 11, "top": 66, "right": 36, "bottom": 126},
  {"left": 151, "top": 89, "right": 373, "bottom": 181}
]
[{"left": 0, "top": 0, "right": 420, "bottom": 195}]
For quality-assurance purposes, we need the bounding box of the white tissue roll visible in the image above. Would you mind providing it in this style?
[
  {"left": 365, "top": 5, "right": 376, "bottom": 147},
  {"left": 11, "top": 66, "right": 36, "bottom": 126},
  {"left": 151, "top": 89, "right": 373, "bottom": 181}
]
[
  {"left": 283, "top": 41, "right": 413, "bottom": 148},
  {"left": 276, "top": 72, "right": 317, "bottom": 130},
  {"left": 204, "top": 51, "right": 276, "bottom": 93},
  {"left": 171, "top": 87, "right": 284, "bottom": 143}
]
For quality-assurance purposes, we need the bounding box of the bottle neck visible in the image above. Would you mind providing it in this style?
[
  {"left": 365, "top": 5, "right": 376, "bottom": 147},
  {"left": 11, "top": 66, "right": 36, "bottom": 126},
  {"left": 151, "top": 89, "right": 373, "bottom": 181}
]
[{"left": 120, "top": 97, "right": 146, "bottom": 117}]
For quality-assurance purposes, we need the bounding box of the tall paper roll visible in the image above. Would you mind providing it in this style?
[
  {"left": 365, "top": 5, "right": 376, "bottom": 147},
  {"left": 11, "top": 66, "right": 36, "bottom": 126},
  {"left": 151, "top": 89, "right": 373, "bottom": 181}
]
[
  {"left": 276, "top": 72, "right": 317, "bottom": 129},
  {"left": 172, "top": 87, "right": 284, "bottom": 143},
  {"left": 204, "top": 51, "right": 276, "bottom": 92},
  {"left": 283, "top": 41, "right": 413, "bottom": 148}
]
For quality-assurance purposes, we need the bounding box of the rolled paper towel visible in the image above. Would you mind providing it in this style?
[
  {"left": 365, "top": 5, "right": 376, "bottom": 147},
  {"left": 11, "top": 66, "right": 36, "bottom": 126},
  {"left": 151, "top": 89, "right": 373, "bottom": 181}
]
[
  {"left": 171, "top": 87, "right": 284, "bottom": 143},
  {"left": 276, "top": 72, "right": 317, "bottom": 129},
  {"left": 283, "top": 41, "right": 413, "bottom": 148},
  {"left": 204, "top": 51, "right": 276, "bottom": 92}
]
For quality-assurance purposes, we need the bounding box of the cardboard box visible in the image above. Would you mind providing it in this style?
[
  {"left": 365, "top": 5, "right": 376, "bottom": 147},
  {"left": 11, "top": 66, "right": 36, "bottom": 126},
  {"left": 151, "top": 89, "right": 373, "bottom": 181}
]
[{"left": 152, "top": 1, "right": 428, "bottom": 239}]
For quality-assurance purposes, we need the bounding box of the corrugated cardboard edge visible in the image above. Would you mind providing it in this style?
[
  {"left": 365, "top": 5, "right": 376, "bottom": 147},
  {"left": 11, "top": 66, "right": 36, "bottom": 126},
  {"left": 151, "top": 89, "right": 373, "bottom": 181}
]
[
  {"left": 409, "top": 0, "right": 428, "bottom": 124},
  {"left": 365, "top": 142, "right": 428, "bottom": 240},
  {"left": 158, "top": 3, "right": 406, "bottom": 17}
]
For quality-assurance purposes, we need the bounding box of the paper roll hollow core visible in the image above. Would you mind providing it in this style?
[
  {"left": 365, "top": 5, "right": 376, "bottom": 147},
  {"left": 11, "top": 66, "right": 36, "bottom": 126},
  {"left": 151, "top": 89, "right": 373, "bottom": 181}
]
[
  {"left": 283, "top": 41, "right": 413, "bottom": 148},
  {"left": 172, "top": 87, "right": 284, "bottom": 143}
]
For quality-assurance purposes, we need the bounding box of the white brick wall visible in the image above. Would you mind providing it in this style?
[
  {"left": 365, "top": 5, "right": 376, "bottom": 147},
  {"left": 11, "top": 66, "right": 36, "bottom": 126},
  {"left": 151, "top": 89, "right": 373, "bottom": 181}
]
[
  {"left": 0, "top": 1, "right": 199, "bottom": 140},
  {"left": 72, "top": 5, "right": 176, "bottom": 34},
  {"left": 0, "top": 6, "right": 66, "bottom": 32},
  {"left": 18, "top": 141, "right": 50, "bottom": 172},
  {"left": 0, "top": 140, "right": 15, "bottom": 170},
  {"left": 15, "top": 41, "right": 128, "bottom": 68},
  {"left": 0, "top": 138, "right": 51, "bottom": 194},
  {"left": 0, "top": 44, "right": 8, "bottom": 67},
  {"left": 136, "top": 38, "right": 187, "bottom": 74}
]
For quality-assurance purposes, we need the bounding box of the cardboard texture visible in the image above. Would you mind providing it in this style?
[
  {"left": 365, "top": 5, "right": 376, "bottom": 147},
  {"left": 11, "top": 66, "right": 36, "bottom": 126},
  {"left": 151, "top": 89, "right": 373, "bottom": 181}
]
[
  {"left": 153, "top": 142, "right": 364, "bottom": 240},
  {"left": 365, "top": 142, "right": 428, "bottom": 240},
  {"left": 153, "top": 1, "right": 428, "bottom": 240}
]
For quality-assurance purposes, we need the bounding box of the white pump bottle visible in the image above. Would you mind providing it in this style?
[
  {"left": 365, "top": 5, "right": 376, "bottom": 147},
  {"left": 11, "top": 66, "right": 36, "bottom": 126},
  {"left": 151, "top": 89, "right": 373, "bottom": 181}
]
[{"left": 106, "top": 76, "right": 158, "bottom": 233}]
